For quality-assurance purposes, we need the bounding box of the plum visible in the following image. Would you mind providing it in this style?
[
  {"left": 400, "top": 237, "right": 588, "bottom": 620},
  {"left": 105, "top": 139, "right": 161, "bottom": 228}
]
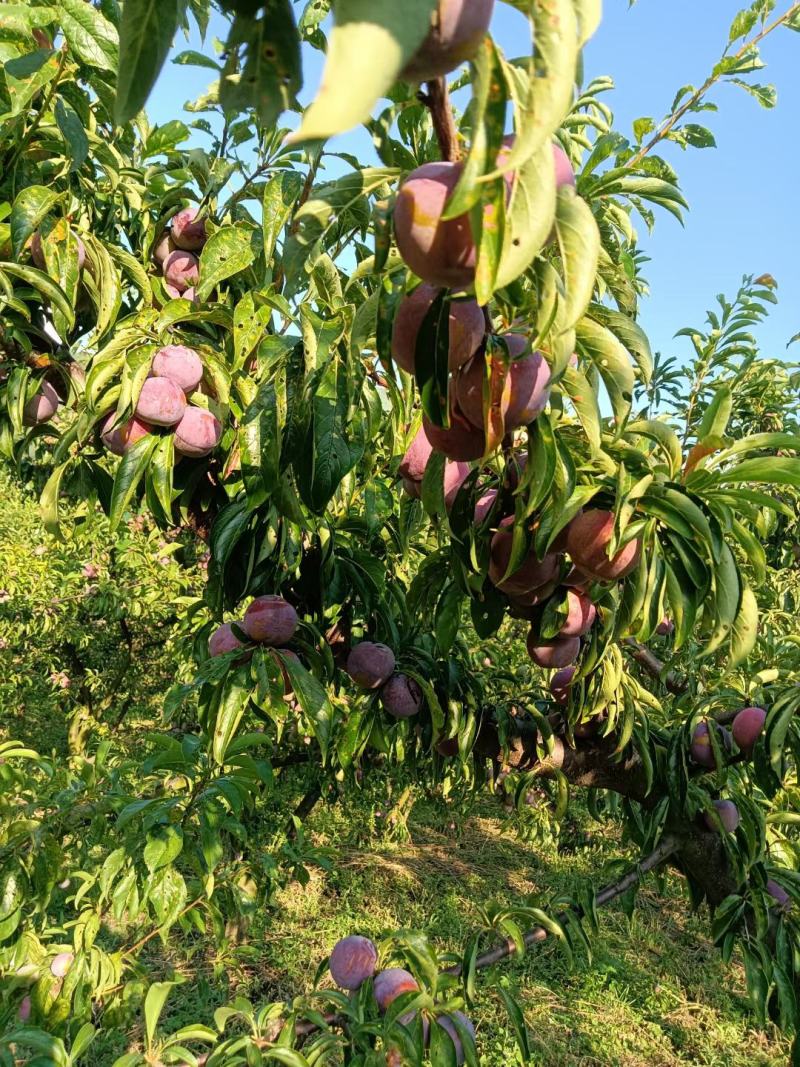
[
  {"left": 209, "top": 622, "right": 246, "bottom": 658},
  {"left": 550, "top": 665, "right": 576, "bottom": 705},
  {"left": 559, "top": 589, "right": 597, "bottom": 638},
  {"left": 436, "top": 736, "right": 460, "bottom": 757},
  {"left": 566, "top": 510, "right": 641, "bottom": 582},
  {"left": 381, "top": 673, "right": 423, "bottom": 718},
  {"left": 373, "top": 968, "right": 419, "bottom": 1012},
  {"left": 690, "top": 721, "right": 729, "bottom": 769},
  {"left": 50, "top": 952, "right": 73, "bottom": 978},
  {"left": 553, "top": 143, "right": 576, "bottom": 191},
  {"left": 455, "top": 335, "right": 550, "bottom": 431},
  {"left": 435, "top": 1011, "right": 476, "bottom": 1066},
  {"left": 394, "top": 162, "right": 476, "bottom": 289},
  {"left": 473, "top": 487, "right": 498, "bottom": 525},
  {"left": 732, "top": 706, "right": 767, "bottom": 756},
  {"left": 135, "top": 377, "right": 186, "bottom": 427},
  {"left": 151, "top": 345, "right": 204, "bottom": 394},
  {"left": 17, "top": 995, "right": 31, "bottom": 1022},
  {"left": 174, "top": 406, "right": 222, "bottom": 458},
  {"left": 171, "top": 206, "right": 207, "bottom": 251},
  {"left": 402, "top": 0, "right": 495, "bottom": 82},
  {"left": 704, "top": 799, "right": 740, "bottom": 834},
  {"left": 527, "top": 633, "right": 580, "bottom": 669},
  {"left": 767, "top": 878, "right": 791, "bottom": 913},
  {"left": 153, "top": 231, "right": 176, "bottom": 267},
  {"left": 392, "top": 284, "right": 485, "bottom": 375},
  {"left": 423, "top": 406, "right": 485, "bottom": 461},
  {"left": 164, "top": 249, "right": 199, "bottom": 293},
  {"left": 656, "top": 616, "right": 675, "bottom": 637},
  {"left": 399, "top": 426, "right": 433, "bottom": 484},
  {"left": 100, "top": 414, "right": 152, "bottom": 455},
  {"left": 329, "top": 935, "right": 378, "bottom": 990},
  {"left": 242, "top": 596, "right": 299, "bottom": 646},
  {"left": 488, "top": 528, "right": 561, "bottom": 597},
  {"left": 23, "top": 381, "right": 60, "bottom": 426},
  {"left": 347, "top": 642, "right": 396, "bottom": 689}
]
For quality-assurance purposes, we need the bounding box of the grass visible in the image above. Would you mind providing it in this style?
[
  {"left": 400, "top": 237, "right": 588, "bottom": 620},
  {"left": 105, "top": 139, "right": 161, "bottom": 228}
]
[{"left": 0, "top": 466, "right": 791, "bottom": 1065}]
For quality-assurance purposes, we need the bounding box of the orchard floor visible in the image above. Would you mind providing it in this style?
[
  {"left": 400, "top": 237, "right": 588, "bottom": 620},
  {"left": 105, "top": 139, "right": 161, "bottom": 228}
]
[{"left": 0, "top": 466, "right": 790, "bottom": 1066}]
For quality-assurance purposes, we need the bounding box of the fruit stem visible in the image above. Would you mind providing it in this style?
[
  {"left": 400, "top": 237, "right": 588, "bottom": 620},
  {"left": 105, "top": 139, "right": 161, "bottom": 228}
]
[{"left": 423, "top": 77, "right": 461, "bottom": 163}]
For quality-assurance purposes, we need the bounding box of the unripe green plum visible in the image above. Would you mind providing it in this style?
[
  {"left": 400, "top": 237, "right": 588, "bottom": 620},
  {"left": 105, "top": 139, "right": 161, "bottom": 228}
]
[
  {"left": 394, "top": 162, "right": 476, "bottom": 289},
  {"left": 174, "top": 406, "right": 222, "bottom": 458},
  {"left": 23, "top": 381, "right": 60, "bottom": 426},
  {"left": 100, "top": 414, "right": 152, "bottom": 455},
  {"left": 151, "top": 345, "right": 204, "bottom": 394},
  {"left": 164, "top": 249, "right": 199, "bottom": 293},
  {"left": 135, "top": 377, "right": 187, "bottom": 427},
  {"left": 489, "top": 528, "right": 561, "bottom": 598},
  {"left": 704, "top": 799, "right": 740, "bottom": 834},
  {"left": 559, "top": 589, "right": 597, "bottom": 638},
  {"left": 402, "top": 0, "right": 495, "bottom": 83},
  {"left": 566, "top": 510, "right": 641, "bottom": 582},
  {"left": 381, "top": 673, "right": 423, "bottom": 718},
  {"left": 242, "top": 596, "right": 299, "bottom": 646},
  {"left": 172, "top": 207, "right": 207, "bottom": 251},
  {"left": 732, "top": 706, "right": 767, "bottom": 756},
  {"left": 527, "top": 632, "right": 580, "bottom": 669},
  {"left": 423, "top": 406, "right": 485, "bottom": 461},
  {"left": 329, "top": 935, "right": 378, "bottom": 991},
  {"left": 392, "top": 284, "right": 485, "bottom": 375},
  {"left": 434, "top": 1011, "right": 476, "bottom": 1067},
  {"left": 347, "top": 642, "right": 396, "bottom": 689},
  {"left": 153, "top": 231, "right": 176, "bottom": 267},
  {"left": 373, "top": 968, "right": 419, "bottom": 1012},
  {"left": 209, "top": 622, "right": 245, "bottom": 658}
]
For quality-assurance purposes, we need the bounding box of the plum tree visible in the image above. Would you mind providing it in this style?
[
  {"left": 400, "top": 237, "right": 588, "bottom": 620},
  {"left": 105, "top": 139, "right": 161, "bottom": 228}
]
[
  {"left": 566, "top": 510, "right": 642, "bottom": 582},
  {"left": 402, "top": 0, "right": 495, "bottom": 83},
  {"left": 381, "top": 673, "right": 424, "bottom": 718},
  {"left": 242, "top": 596, "right": 299, "bottom": 646},
  {"left": 732, "top": 706, "right": 767, "bottom": 755},
  {"left": 135, "top": 378, "right": 187, "bottom": 427},
  {"left": 392, "top": 284, "right": 485, "bottom": 375},
  {"left": 151, "top": 346, "right": 204, "bottom": 395},
  {"left": 328, "top": 935, "right": 378, "bottom": 990},
  {"left": 347, "top": 642, "right": 396, "bottom": 689}
]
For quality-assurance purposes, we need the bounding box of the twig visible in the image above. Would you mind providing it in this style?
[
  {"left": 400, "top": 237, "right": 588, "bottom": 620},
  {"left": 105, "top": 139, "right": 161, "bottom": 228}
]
[
  {"left": 622, "top": 638, "right": 687, "bottom": 695},
  {"left": 626, "top": 3, "right": 800, "bottom": 169},
  {"left": 287, "top": 784, "right": 322, "bottom": 837},
  {"left": 420, "top": 78, "right": 461, "bottom": 163},
  {"left": 122, "top": 897, "right": 205, "bottom": 956}
]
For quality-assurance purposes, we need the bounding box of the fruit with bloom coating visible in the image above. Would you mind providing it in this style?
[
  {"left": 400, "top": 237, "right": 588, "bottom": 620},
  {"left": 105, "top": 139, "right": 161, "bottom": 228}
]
[
  {"left": 151, "top": 345, "right": 204, "bottom": 394},
  {"left": 704, "top": 799, "right": 740, "bottom": 834},
  {"left": 18, "top": 995, "right": 31, "bottom": 1022},
  {"left": 174, "top": 406, "right": 222, "bottom": 458},
  {"left": 347, "top": 642, "right": 396, "bottom": 689},
  {"left": 690, "top": 721, "right": 729, "bottom": 769},
  {"left": 394, "top": 162, "right": 476, "bottom": 289},
  {"left": 392, "top": 284, "right": 485, "bottom": 375},
  {"left": 153, "top": 231, "right": 176, "bottom": 266},
  {"left": 23, "top": 381, "right": 60, "bottom": 426},
  {"left": 488, "top": 528, "right": 561, "bottom": 598},
  {"left": 767, "top": 879, "right": 791, "bottom": 913},
  {"left": 527, "top": 633, "right": 580, "bottom": 669},
  {"left": 656, "top": 616, "right": 675, "bottom": 637},
  {"left": 435, "top": 1011, "right": 477, "bottom": 1066},
  {"left": 209, "top": 622, "right": 245, "bottom": 658},
  {"left": 550, "top": 666, "right": 576, "bottom": 705},
  {"left": 164, "top": 249, "right": 199, "bottom": 293},
  {"left": 559, "top": 589, "right": 597, "bottom": 638},
  {"left": 135, "top": 377, "right": 186, "bottom": 427},
  {"left": 101, "top": 414, "right": 152, "bottom": 455},
  {"left": 473, "top": 488, "right": 498, "bottom": 525},
  {"left": 402, "top": 0, "right": 495, "bottom": 82},
  {"left": 373, "top": 968, "right": 419, "bottom": 1012},
  {"left": 423, "top": 407, "right": 485, "bottom": 462},
  {"left": 242, "top": 596, "right": 299, "bottom": 646},
  {"left": 399, "top": 426, "right": 433, "bottom": 484},
  {"left": 329, "top": 935, "right": 378, "bottom": 990},
  {"left": 732, "top": 706, "right": 767, "bottom": 756},
  {"left": 50, "top": 952, "right": 73, "bottom": 977},
  {"left": 566, "top": 510, "right": 641, "bottom": 582},
  {"left": 382, "top": 673, "right": 423, "bottom": 718},
  {"left": 171, "top": 207, "right": 207, "bottom": 251},
  {"left": 553, "top": 143, "right": 576, "bottom": 191},
  {"left": 455, "top": 336, "right": 551, "bottom": 431}
]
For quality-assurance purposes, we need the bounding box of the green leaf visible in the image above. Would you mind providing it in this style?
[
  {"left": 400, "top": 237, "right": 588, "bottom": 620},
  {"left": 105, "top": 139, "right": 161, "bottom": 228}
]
[
  {"left": 219, "top": 3, "right": 302, "bottom": 128},
  {"left": 715, "top": 456, "right": 800, "bottom": 487},
  {"left": 729, "top": 583, "right": 758, "bottom": 669},
  {"left": 280, "top": 654, "right": 336, "bottom": 763},
  {"left": 108, "top": 433, "right": 158, "bottom": 532},
  {"left": 212, "top": 668, "right": 251, "bottom": 765},
  {"left": 143, "top": 825, "right": 184, "bottom": 873},
  {"left": 57, "top": 0, "right": 119, "bottom": 71},
  {"left": 3, "top": 50, "right": 61, "bottom": 117},
  {"left": 0, "top": 261, "right": 76, "bottom": 330},
  {"left": 495, "top": 140, "right": 555, "bottom": 291},
  {"left": 263, "top": 170, "right": 305, "bottom": 265},
  {"left": 415, "top": 289, "right": 451, "bottom": 429},
  {"left": 196, "top": 225, "right": 257, "bottom": 302},
  {"left": 556, "top": 189, "right": 601, "bottom": 332},
  {"left": 288, "top": 0, "right": 437, "bottom": 144},
  {"left": 496, "top": 985, "right": 532, "bottom": 1061},
  {"left": 10, "top": 186, "right": 59, "bottom": 260},
  {"left": 40, "top": 461, "right": 71, "bottom": 541},
  {"left": 54, "top": 98, "right": 89, "bottom": 171},
  {"left": 142, "top": 119, "right": 190, "bottom": 158},
  {"left": 144, "top": 981, "right": 179, "bottom": 1047},
  {"left": 575, "top": 317, "right": 634, "bottom": 429},
  {"left": 435, "top": 582, "right": 463, "bottom": 655},
  {"left": 731, "top": 78, "right": 778, "bottom": 108},
  {"left": 115, "top": 0, "right": 182, "bottom": 122}
]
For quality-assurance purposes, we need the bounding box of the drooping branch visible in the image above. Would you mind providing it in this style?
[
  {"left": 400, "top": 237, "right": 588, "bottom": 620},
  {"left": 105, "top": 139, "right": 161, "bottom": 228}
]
[{"left": 622, "top": 638, "right": 688, "bottom": 695}]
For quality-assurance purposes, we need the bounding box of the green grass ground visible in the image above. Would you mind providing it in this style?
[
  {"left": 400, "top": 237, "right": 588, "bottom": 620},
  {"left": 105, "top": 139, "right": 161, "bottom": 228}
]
[{"left": 0, "top": 467, "right": 790, "bottom": 1065}]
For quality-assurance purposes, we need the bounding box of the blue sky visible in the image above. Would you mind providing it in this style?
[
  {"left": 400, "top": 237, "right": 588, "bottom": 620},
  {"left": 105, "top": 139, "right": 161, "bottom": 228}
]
[{"left": 150, "top": 1, "right": 800, "bottom": 368}]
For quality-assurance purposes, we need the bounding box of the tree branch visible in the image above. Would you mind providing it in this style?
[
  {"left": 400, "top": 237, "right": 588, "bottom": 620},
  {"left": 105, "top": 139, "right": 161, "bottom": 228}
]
[{"left": 420, "top": 78, "right": 461, "bottom": 163}]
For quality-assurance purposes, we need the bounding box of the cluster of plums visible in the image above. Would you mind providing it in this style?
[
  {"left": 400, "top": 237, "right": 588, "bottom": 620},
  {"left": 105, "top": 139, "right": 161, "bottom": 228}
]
[
  {"left": 328, "top": 934, "right": 475, "bottom": 1065},
  {"left": 208, "top": 595, "right": 301, "bottom": 691},
  {"left": 100, "top": 344, "right": 222, "bottom": 459},
  {"left": 152, "top": 206, "right": 206, "bottom": 303},
  {"left": 345, "top": 641, "right": 425, "bottom": 720}
]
